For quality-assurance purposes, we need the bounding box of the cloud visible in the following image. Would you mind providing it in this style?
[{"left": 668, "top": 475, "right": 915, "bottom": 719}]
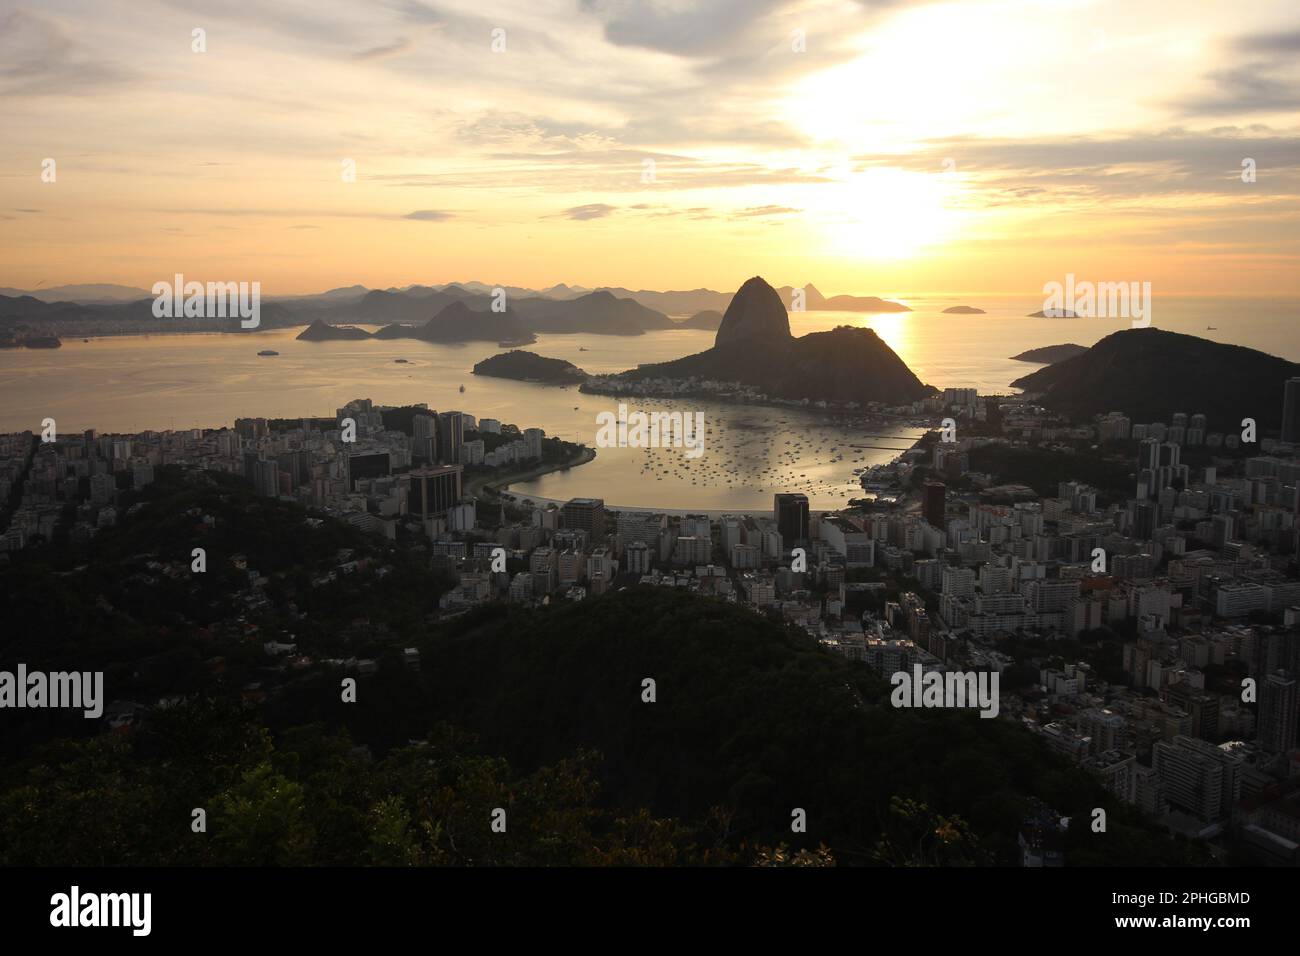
[
  {"left": 561, "top": 203, "right": 616, "bottom": 220},
  {"left": 730, "top": 205, "right": 801, "bottom": 218},
  {"left": 404, "top": 209, "right": 454, "bottom": 221},
  {"left": 588, "top": 0, "right": 793, "bottom": 58},
  {"left": 852, "top": 129, "right": 1300, "bottom": 200},
  {"left": 354, "top": 37, "right": 415, "bottom": 61},
  {"left": 0, "top": 10, "right": 135, "bottom": 95},
  {"left": 1234, "top": 30, "right": 1300, "bottom": 55},
  {"left": 1172, "top": 29, "right": 1300, "bottom": 117}
]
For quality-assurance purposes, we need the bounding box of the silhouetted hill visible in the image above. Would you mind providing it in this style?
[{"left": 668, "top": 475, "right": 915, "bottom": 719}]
[
  {"left": 943, "top": 305, "right": 985, "bottom": 314},
  {"left": 1011, "top": 328, "right": 1299, "bottom": 430},
  {"left": 511, "top": 290, "right": 673, "bottom": 335},
  {"left": 472, "top": 350, "right": 587, "bottom": 383},
  {"left": 406, "top": 301, "right": 531, "bottom": 343},
  {"left": 1010, "top": 344, "right": 1088, "bottom": 364},
  {"left": 0, "top": 470, "right": 1206, "bottom": 866},
  {"left": 296, "top": 319, "right": 371, "bottom": 341},
  {"left": 399, "top": 587, "right": 1201, "bottom": 864},
  {"left": 716, "top": 277, "right": 793, "bottom": 346},
  {"left": 615, "top": 277, "right": 931, "bottom": 404}
]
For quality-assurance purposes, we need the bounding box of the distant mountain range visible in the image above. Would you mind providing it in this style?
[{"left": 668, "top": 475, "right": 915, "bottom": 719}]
[
  {"left": 1011, "top": 328, "right": 1299, "bottom": 430},
  {"left": 0, "top": 283, "right": 154, "bottom": 303},
  {"left": 0, "top": 279, "right": 909, "bottom": 317},
  {"left": 611, "top": 276, "right": 932, "bottom": 405},
  {"left": 299, "top": 301, "right": 535, "bottom": 344}
]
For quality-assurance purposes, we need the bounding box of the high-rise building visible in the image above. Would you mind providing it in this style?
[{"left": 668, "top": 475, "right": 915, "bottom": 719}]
[
  {"left": 524, "top": 427, "right": 545, "bottom": 460},
  {"left": 922, "top": 481, "right": 946, "bottom": 530},
  {"left": 1283, "top": 378, "right": 1300, "bottom": 444},
  {"left": 774, "top": 493, "right": 809, "bottom": 546},
  {"left": 408, "top": 465, "right": 462, "bottom": 518},
  {"left": 1138, "top": 438, "right": 1160, "bottom": 473},
  {"left": 252, "top": 458, "right": 279, "bottom": 498},
  {"left": 625, "top": 540, "right": 652, "bottom": 574},
  {"left": 438, "top": 411, "right": 465, "bottom": 464},
  {"left": 1257, "top": 671, "right": 1298, "bottom": 754},
  {"left": 1152, "top": 735, "right": 1243, "bottom": 823},
  {"left": 413, "top": 413, "right": 439, "bottom": 463},
  {"left": 561, "top": 497, "right": 606, "bottom": 538}
]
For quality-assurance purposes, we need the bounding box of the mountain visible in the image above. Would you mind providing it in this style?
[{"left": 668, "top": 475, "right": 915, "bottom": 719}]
[
  {"left": 268, "top": 285, "right": 369, "bottom": 304},
  {"left": 405, "top": 301, "right": 531, "bottom": 344},
  {"left": 613, "top": 277, "right": 932, "bottom": 405},
  {"left": 0, "top": 294, "right": 298, "bottom": 332},
  {"left": 351, "top": 289, "right": 468, "bottom": 323},
  {"left": 676, "top": 309, "right": 723, "bottom": 330},
  {"left": 595, "top": 287, "right": 732, "bottom": 315},
  {"left": 943, "top": 305, "right": 985, "bottom": 314},
  {"left": 818, "top": 293, "right": 911, "bottom": 312},
  {"left": 0, "top": 294, "right": 53, "bottom": 317},
  {"left": 510, "top": 290, "right": 672, "bottom": 335},
  {"left": 716, "top": 276, "right": 794, "bottom": 347},
  {"left": 787, "top": 283, "right": 910, "bottom": 312},
  {"left": 0, "top": 283, "right": 152, "bottom": 303},
  {"left": 1010, "top": 328, "right": 1300, "bottom": 430},
  {"left": 401, "top": 587, "right": 1193, "bottom": 864},
  {"left": 539, "top": 282, "right": 591, "bottom": 299},
  {"left": 296, "top": 320, "right": 371, "bottom": 341},
  {"left": 472, "top": 350, "right": 587, "bottom": 384},
  {"left": 1010, "top": 344, "right": 1088, "bottom": 364}
]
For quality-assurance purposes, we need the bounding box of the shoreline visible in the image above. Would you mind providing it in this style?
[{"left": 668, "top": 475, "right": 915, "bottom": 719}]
[{"left": 469, "top": 446, "right": 597, "bottom": 499}]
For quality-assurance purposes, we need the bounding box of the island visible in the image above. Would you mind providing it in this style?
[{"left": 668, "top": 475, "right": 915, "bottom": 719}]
[
  {"left": 472, "top": 350, "right": 588, "bottom": 384},
  {"left": 296, "top": 320, "right": 371, "bottom": 341},
  {"left": 1028, "top": 309, "right": 1081, "bottom": 318},
  {"left": 1010, "top": 344, "right": 1088, "bottom": 364},
  {"left": 942, "top": 305, "right": 985, "bottom": 314}
]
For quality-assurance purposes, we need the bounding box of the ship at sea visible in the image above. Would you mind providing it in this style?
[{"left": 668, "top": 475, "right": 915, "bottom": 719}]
[{"left": 257, "top": 349, "right": 279, "bottom": 356}]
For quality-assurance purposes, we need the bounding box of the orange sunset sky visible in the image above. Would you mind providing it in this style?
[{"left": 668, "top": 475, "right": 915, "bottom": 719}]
[{"left": 2, "top": 0, "right": 1299, "bottom": 296}]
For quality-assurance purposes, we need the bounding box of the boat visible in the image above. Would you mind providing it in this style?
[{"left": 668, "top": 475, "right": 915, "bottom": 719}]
[
  {"left": 1206, "top": 326, "right": 1217, "bottom": 330},
  {"left": 459, "top": 384, "right": 465, "bottom": 393},
  {"left": 578, "top": 347, "right": 588, "bottom": 351},
  {"left": 394, "top": 358, "right": 408, "bottom": 363},
  {"left": 257, "top": 349, "right": 279, "bottom": 356}
]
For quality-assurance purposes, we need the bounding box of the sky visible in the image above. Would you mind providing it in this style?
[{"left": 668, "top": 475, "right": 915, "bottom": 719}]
[{"left": 1, "top": 0, "right": 1299, "bottom": 296}]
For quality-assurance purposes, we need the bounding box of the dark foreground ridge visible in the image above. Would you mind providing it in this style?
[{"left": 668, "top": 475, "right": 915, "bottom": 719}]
[{"left": 0, "top": 469, "right": 1203, "bottom": 866}]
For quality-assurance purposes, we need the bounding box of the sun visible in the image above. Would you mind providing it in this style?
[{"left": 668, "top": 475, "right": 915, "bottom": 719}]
[{"left": 813, "top": 166, "right": 961, "bottom": 261}]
